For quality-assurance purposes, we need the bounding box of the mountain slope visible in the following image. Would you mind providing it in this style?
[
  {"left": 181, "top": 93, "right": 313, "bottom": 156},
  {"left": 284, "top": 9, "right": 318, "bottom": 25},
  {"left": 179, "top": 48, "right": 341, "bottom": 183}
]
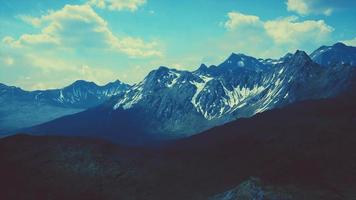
[
  {"left": 28, "top": 43, "right": 356, "bottom": 144},
  {"left": 0, "top": 80, "right": 129, "bottom": 134},
  {"left": 311, "top": 42, "right": 356, "bottom": 66},
  {"left": 164, "top": 92, "right": 356, "bottom": 200},
  {"left": 1, "top": 92, "right": 356, "bottom": 200}
]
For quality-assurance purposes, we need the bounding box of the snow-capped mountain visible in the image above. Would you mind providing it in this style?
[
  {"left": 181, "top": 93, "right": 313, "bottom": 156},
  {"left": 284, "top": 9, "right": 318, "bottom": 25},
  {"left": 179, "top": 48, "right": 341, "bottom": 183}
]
[
  {"left": 112, "top": 53, "right": 274, "bottom": 120},
  {"left": 1, "top": 80, "right": 130, "bottom": 109},
  {"left": 32, "top": 80, "right": 130, "bottom": 108},
  {"left": 0, "top": 80, "right": 130, "bottom": 133},
  {"left": 113, "top": 49, "right": 354, "bottom": 126},
  {"left": 28, "top": 43, "right": 356, "bottom": 145},
  {"left": 310, "top": 42, "right": 356, "bottom": 66}
]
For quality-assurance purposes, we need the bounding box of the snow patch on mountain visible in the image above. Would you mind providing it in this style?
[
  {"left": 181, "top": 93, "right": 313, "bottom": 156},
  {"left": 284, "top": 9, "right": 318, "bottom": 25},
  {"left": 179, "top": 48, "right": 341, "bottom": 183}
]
[
  {"left": 167, "top": 71, "right": 181, "bottom": 88},
  {"left": 113, "top": 84, "right": 143, "bottom": 110},
  {"left": 190, "top": 76, "right": 213, "bottom": 110},
  {"left": 222, "top": 84, "right": 265, "bottom": 114}
]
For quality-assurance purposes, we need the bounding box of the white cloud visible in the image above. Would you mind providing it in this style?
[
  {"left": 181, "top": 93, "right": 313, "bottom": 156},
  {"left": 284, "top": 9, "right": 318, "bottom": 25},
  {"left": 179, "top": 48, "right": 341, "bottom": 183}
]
[
  {"left": 264, "top": 16, "right": 334, "bottom": 45},
  {"left": 2, "top": 36, "right": 18, "bottom": 47},
  {"left": 18, "top": 15, "right": 42, "bottom": 27},
  {"left": 323, "top": 8, "right": 333, "bottom": 16},
  {"left": 11, "top": 52, "right": 119, "bottom": 90},
  {"left": 223, "top": 12, "right": 333, "bottom": 47},
  {"left": 221, "top": 12, "right": 334, "bottom": 58},
  {"left": 89, "top": 0, "right": 106, "bottom": 9},
  {"left": 286, "top": 0, "right": 310, "bottom": 15},
  {"left": 88, "top": 0, "right": 146, "bottom": 12},
  {"left": 25, "top": 53, "right": 119, "bottom": 84},
  {"left": 342, "top": 37, "right": 356, "bottom": 46},
  {"left": 286, "top": 0, "right": 334, "bottom": 16},
  {"left": 224, "top": 12, "right": 262, "bottom": 30},
  {"left": 4, "top": 4, "right": 161, "bottom": 58},
  {"left": 0, "top": 3, "right": 162, "bottom": 89}
]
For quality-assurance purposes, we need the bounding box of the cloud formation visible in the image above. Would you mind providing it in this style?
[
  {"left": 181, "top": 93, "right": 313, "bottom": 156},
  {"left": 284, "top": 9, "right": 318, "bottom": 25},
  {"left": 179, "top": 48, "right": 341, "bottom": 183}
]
[
  {"left": 264, "top": 16, "right": 334, "bottom": 45},
  {"left": 1, "top": 49, "right": 120, "bottom": 90},
  {"left": 7, "top": 4, "right": 161, "bottom": 57},
  {"left": 1, "top": 3, "right": 162, "bottom": 89},
  {"left": 286, "top": 0, "right": 356, "bottom": 16},
  {"left": 286, "top": 0, "right": 310, "bottom": 15},
  {"left": 224, "top": 12, "right": 333, "bottom": 47},
  {"left": 88, "top": 0, "right": 146, "bottom": 11},
  {"left": 224, "top": 12, "right": 262, "bottom": 30}
]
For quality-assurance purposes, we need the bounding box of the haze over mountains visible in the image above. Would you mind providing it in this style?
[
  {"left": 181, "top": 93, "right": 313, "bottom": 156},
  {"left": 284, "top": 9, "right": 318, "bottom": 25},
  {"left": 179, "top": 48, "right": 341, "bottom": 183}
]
[{"left": 15, "top": 42, "right": 354, "bottom": 144}]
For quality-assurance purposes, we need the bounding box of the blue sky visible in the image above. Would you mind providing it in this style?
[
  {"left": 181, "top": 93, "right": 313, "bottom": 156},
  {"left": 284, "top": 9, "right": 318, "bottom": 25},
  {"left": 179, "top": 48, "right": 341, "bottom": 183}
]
[{"left": 0, "top": 0, "right": 355, "bottom": 90}]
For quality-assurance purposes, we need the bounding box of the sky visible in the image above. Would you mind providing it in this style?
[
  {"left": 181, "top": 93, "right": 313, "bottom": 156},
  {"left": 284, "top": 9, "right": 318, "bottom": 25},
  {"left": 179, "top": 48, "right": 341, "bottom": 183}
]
[{"left": 0, "top": 0, "right": 355, "bottom": 90}]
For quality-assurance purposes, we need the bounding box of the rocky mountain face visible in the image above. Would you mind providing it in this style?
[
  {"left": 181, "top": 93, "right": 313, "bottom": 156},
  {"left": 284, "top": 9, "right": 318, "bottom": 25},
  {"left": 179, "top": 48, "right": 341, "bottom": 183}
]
[
  {"left": 39, "top": 80, "right": 130, "bottom": 108},
  {"left": 310, "top": 42, "right": 356, "bottom": 67},
  {"left": 0, "top": 80, "right": 129, "bottom": 134},
  {"left": 114, "top": 49, "right": 355, "bottom": 123},
  {"left": 28, "top": 43, "right": 356, "bottom": 144}
]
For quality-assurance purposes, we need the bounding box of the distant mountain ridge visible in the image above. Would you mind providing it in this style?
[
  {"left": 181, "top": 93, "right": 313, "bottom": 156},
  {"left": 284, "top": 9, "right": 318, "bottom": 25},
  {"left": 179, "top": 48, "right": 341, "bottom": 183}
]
[
  {"left": 1, "top": 80, "right": 130, "bottom": 109},
  {"left": 311, "top": 42, "right": 356, "bottom": 67},
  {"left": 27, "top": 42, "right": 356, "bottom": 145},
  {"left": 0, "top": 80, "right": 130, "bottom": 134}
]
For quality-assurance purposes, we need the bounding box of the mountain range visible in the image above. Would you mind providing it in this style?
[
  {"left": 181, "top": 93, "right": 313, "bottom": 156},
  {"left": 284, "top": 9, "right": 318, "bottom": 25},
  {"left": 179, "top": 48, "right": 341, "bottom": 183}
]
[
  {"left": 0, "top": 80, "right": 129, "bottom": 134},
  {"left": 1, "top": 42, "right": 355, "bottom": 144},
  {"left": 1, "top": 42, "right": 356, "bottom": 199},
  {"left": 23, "top": 42, "right": 356, "bottom": 145}
]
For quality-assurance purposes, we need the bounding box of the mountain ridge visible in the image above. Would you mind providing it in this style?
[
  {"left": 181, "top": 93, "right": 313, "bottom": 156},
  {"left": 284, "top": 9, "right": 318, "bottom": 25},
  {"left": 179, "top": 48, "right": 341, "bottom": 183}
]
[
  {"left": 25, "top": 43, "right": 356, "bottom": 145},
  {"left": 0, "top": 80, "right": 130, "bottom": 134}
]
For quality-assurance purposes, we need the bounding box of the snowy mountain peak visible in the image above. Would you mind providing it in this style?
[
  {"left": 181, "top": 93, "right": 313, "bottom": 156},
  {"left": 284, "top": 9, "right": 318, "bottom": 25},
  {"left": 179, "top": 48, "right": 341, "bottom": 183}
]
[
  {"left": 218, "top": 52, "right": 268, "bottom": 73},
  {"left": 0, "top": 80, "right": 130, "bottom": 109},
  {"left": 23, "top": 43, "right": 356, "bottom": 142},
  {"left": 143, "top": 66, "right": 183, "bottom": 89},
  {"left": 223, "top": 53, "right": 254, "bottom": 65},
  {"left": 146, "top": 66, "right": 172, "bottom": 80},
  {"left": 310, "top": 42, "right": 356, "bottom": 67}
]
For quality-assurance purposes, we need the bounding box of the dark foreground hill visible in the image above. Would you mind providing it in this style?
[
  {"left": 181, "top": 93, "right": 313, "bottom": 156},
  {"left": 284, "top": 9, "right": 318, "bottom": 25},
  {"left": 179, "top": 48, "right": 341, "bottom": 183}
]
[{"left": 0, "top": 93, "right": 356, "bottom": 200}]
